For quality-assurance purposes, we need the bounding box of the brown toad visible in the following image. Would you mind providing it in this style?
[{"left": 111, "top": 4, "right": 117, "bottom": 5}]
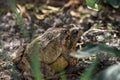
[{"left": 12, "top": 26, "right": 82, "bottom": 79}]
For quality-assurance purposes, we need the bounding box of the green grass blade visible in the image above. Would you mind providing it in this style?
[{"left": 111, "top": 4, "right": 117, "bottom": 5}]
[
  {"left": 80, "top": 56, "right": 99, "bottom": 80},
  {"left": 7, "top": 0, "right": 29, "bottom": 42},
  {"left": 60, "top": 71, "right": 67, "bottom": 80},
  {"left": 29, "top": 41, "right": 42, "bottom": 80}
]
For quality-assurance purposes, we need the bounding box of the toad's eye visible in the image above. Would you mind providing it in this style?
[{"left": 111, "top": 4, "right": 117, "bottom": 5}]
[{"left": 69, "top": 30, "right": 79, "bottom": 41}]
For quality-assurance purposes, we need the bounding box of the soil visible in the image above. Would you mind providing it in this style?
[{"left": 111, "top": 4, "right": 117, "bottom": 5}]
[{"left": 0, "top": 0, "right": 120, "bottom": 80}]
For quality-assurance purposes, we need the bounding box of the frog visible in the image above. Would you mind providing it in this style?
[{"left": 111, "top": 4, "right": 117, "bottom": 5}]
[{"left": 11, "top": 26, "right": 82, "bottom": 80}]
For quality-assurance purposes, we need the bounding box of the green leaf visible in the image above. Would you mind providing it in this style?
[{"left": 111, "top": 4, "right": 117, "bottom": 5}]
[
  {"left": 71, "top": 43, "right": 120, "bottom": 58},
  {"left": 86, "top": 0, "right": 102, "bottom": 11},
  {"left": 103, "top": 0, "right": 120, "bottom": 8},
  {"left": 95, "top": 64, "right": 120, "bottom": 80}
]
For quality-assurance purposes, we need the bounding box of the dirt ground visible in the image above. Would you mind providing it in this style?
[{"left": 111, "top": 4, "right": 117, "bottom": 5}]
[{"left": 0, "top": 0, "right": 120, "bottom": 80}]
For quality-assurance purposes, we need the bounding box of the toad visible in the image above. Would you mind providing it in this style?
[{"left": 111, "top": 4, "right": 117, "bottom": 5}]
[{"left": 12, "top": 26, "right": 82, "bottom": 79}]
